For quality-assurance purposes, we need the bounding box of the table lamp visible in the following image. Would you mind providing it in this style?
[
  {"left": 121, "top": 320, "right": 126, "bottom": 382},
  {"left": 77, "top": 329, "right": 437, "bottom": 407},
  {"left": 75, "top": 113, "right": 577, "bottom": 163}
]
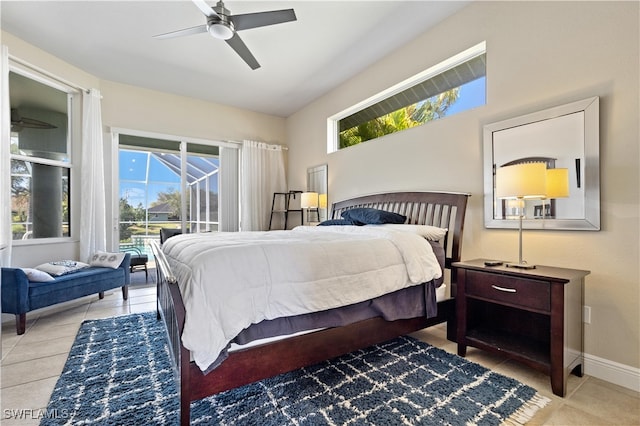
[
  {"left": 301, "top": 192, "right": 319, "bottom": 225},
  {"left": 495, "top": 162, "right": 547, "bottom": 269}
]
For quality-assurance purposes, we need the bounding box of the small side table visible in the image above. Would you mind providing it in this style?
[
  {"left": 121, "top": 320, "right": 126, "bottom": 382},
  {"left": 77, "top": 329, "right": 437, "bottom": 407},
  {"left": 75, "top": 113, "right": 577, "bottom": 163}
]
[
  {"left": 269, "top": 191, "right": 303, "bottom": 230},
  {"left": 453, "top": 259, "right": 589, "bottom": 397}
]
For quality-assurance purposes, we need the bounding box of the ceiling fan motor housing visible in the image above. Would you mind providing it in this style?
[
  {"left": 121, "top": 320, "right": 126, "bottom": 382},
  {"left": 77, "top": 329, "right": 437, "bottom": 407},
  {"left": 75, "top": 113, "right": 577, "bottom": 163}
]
[{"left": 207, "top": 16, "right": 234, "bottom": 40}]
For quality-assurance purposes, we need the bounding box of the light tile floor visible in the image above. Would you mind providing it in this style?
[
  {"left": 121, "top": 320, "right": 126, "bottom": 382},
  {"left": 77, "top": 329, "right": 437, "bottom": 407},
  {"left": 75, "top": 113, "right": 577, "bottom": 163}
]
[
  {"left": 1, "top": 281, "right": 157, "bottom": 426},
  {"left": 410, "top": 327, "right": 640, "bottom": 425},
  {"left": 1, "top": 280, "right": 638, "bottom": 425}
]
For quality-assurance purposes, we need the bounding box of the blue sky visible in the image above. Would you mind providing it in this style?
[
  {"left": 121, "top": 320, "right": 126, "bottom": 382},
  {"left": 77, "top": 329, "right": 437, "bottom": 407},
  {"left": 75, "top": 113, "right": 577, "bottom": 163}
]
[
  {"left": 119, "top": 151, "right": 181, "bottom": 208},
  {"left": 445, "top": 76, "right": 486, "bottom": 116},
  {"left": 119, "top": 150, "right": 220, "bottom": 208}
]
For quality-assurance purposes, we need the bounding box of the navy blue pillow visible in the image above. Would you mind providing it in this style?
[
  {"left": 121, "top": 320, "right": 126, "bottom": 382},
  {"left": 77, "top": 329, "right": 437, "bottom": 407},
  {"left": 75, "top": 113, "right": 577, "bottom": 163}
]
[
  {"left": 341, "top": 208, "right": 406, "bottom": 225},
  {"left": 317, "top": 219, "right": 363, "bottom": 226}
]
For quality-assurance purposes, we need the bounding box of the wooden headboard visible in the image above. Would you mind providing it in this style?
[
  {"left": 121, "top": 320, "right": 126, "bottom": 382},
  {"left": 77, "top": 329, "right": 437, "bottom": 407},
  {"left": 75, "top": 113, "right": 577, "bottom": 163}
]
[{"left": 331, "top": 191, "right": 470, "bottom": 268}]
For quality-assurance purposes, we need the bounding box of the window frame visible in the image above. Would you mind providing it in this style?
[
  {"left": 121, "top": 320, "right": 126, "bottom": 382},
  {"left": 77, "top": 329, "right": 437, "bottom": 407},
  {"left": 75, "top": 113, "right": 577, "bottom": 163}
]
[
  {"left": 111, "top": 127, "right": 240, "bottom": 251},
  {"left": 9, "top": 62, "right": 79, "bottom": 245},
  {"left": 327, "top": 41, "right": 486, "bottom": 153}
]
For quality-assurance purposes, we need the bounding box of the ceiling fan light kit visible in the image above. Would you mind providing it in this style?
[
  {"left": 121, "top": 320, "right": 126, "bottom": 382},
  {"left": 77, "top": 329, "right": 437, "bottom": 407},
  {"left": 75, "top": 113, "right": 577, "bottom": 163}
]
[
  {"left": 208, "top": 22, "right": 234, "bottom": 40},
  {"left": 154, "top": 0, "right": 297, "bottom": 69}
]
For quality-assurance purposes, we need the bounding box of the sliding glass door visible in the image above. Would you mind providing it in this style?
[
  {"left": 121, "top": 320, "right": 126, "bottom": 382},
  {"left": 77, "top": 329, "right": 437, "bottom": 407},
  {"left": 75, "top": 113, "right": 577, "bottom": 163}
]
[{"left": 116, "top": 134, "right": 237, "bottom": 251}]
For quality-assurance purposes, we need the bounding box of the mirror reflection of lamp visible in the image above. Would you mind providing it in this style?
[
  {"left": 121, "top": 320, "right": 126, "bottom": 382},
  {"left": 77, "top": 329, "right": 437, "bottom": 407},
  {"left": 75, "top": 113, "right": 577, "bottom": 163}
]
[
  {"left": 505, "top": 199, "right": 520, "bottom": 218},
  {"left": 318, "top": 193, "right": 327, "bottom": 209},
  {"left": 495, "top": 162, "right": 547, "bottom": 269},
  {"left": 318, "top": 193, "right": 328, "bottom": 222},
  {"left": 301, "top": 192, "right": 319, "bottom": 225},
  {"left": 543, "top": 168, "right": 570, "bottom": 219}
]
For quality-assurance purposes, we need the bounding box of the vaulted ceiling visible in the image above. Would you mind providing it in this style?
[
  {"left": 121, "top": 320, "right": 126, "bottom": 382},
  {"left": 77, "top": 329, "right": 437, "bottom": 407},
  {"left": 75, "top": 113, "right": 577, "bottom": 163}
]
[{"left": 1, "top": 1, "right": 469, "bottom": 117}]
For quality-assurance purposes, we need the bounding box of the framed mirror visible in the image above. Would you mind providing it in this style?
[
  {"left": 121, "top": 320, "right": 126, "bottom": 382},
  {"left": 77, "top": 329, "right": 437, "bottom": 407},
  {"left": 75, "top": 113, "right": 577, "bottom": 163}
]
[
  {"left": 483, "top": 97, "right": 600, "bottom": 230},
  {"left": 307, "top": 164, "right": 328, "bottom": 222}
]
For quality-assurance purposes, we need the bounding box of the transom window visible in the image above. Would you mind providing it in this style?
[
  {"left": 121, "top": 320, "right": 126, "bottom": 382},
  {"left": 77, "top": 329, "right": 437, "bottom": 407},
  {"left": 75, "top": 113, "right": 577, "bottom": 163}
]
[{"left": 328, "top": 41, "right": 486, "bottom": 152}]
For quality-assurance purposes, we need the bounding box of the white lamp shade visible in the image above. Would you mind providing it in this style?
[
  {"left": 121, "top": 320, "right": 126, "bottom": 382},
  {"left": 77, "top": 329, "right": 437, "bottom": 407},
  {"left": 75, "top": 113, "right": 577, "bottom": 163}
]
[
  {"left": 546, "top": 168, "right": 569, "bottom": 199},
  {"left": 318, "top": 193, "right": 328, "bottom": 209},
  {"left": 301, "top": 192, "right": 319, "bottom": 208},
  {"left": 495, "top": 162, "right": 547, "bottom": 199}
]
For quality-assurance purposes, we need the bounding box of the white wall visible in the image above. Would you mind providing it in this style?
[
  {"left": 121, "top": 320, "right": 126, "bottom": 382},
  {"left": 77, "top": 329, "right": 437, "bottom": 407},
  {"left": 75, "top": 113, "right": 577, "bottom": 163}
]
[{"left": 286, "top": 0, "right": 640, "bottom": 378}]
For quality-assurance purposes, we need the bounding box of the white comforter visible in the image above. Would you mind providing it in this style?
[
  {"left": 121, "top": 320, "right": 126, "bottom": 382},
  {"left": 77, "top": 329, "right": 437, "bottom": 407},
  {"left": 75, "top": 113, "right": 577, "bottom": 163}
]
[{"left": 162, "top": 226, "right": 442, "bottom": 371}]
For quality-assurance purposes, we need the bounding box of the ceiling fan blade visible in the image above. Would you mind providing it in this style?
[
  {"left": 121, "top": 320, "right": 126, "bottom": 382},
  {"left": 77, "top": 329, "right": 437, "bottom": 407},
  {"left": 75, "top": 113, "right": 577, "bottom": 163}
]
[
  {"left": 192, "top": 0, "right": 218, "bottom": 18},
  {"left": 11, "top": 117, "right": 57, "bottom": 130},
  {"left": 21, "top": 117, "right": 57, "bottom": 129},
  {"left": 10, "top": 109, "right": 57, "bottom": 130},
  {"left": 153, "top": 24, "right": 208, "bottom": 39},
  {"left": 231, "top": 9, "right": 296, "bottom": 31},
  {"left": 225, "top": 33, "right": 260, "bottom": 70}
]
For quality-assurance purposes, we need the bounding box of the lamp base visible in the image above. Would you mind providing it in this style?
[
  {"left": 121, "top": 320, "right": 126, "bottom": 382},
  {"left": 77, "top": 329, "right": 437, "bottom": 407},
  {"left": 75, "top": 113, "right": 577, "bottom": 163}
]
[{"left": 506, "top": 262, "right": 536, "bottom": 269}]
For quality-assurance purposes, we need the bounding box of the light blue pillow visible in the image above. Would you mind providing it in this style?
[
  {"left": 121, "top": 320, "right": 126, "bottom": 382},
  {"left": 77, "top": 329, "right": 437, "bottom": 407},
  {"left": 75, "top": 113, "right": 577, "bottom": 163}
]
[
  {"left": 21, "top": 268, "right": 55, "bottom": 282},
  {"left": 35, "top": 261, "right": 90, "bottom": 276},
  {"left": 89, "top": 252, "right": 126, "bottom": 269}
]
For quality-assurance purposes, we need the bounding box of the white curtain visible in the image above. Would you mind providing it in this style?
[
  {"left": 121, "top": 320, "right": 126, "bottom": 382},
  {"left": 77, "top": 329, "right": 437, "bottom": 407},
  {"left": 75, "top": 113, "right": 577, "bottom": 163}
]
[
  {"left": 219, "top": 146, "right": 240, "bottom": 232},
  {"left": 79, "top": 89, "right": 107, "bottom": 261},
  {"left": 0, "top": 46, "right": 11, "bottom": 266},
  {"left": 240, "top": 140, "right": 286, "bottom": 231}
]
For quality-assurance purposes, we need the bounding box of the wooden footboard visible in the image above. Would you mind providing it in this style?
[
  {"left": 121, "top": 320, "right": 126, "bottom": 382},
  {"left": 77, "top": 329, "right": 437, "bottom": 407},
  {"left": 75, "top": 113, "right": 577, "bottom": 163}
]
[
  {"left": 185, "top": 301, "right": 454, "bottom": 402},
  {"left": 151, "top": 191, "right": 469, "bottom": 425},
  {"left": 150, "top": 241, "right": 191, "bottom": 426}
]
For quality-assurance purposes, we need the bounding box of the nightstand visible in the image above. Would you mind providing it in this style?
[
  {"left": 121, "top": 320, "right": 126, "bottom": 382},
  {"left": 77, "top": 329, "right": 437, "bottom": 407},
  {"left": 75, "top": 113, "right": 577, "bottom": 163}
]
[{"left": 453, "top": 259, "right": 590, "bottom": 397}]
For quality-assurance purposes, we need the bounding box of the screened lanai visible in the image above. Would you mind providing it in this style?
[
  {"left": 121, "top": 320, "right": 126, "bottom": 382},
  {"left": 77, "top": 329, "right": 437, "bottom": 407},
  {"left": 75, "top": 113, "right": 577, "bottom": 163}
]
[{"left": 119, "top": 136, "right": 221, "bottom": 252}]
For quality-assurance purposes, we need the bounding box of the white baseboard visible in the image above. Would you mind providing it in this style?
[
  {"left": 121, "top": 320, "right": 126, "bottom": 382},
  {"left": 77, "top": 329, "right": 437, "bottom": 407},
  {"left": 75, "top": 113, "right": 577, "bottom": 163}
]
[{"left": 584, "top": 352, "right": 640, "bottom": 393}]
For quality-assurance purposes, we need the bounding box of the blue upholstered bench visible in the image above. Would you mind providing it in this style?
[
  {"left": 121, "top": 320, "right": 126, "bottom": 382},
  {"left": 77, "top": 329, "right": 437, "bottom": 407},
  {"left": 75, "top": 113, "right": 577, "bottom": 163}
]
[{"left": 1, "top": 253, "right": 131, "bottom": 334}]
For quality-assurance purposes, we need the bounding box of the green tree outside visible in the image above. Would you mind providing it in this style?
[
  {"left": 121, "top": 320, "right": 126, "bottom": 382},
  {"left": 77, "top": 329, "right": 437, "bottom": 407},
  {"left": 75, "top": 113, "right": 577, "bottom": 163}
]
[
  {"left": 119, "top": 197, "right": 145, "bottom": 242},
  {"left": 151, "top": 188, "right": 183, "bottom": 220},
  {"left": 339, "top": 88, "right": 460, "bottom": 149}
]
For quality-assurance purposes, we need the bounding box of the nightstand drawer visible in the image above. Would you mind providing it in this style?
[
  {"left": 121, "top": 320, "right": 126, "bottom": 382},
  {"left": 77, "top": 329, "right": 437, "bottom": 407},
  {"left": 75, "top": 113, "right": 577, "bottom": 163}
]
[{"left": 465, "top": 270, "right": 550, "bottom": 312}]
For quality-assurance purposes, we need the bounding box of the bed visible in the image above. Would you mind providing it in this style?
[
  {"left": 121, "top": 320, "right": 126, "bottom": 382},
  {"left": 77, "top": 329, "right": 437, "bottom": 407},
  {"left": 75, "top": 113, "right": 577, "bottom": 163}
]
[{"left": 151, "top": 191, "right": 469, "bottom": 425}]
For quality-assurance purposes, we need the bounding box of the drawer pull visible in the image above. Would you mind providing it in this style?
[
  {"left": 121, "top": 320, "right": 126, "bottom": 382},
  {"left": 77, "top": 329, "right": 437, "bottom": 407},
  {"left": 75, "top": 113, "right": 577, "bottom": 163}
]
[{"left": 491, "top": 285, "right": 517, "bottom": 293}]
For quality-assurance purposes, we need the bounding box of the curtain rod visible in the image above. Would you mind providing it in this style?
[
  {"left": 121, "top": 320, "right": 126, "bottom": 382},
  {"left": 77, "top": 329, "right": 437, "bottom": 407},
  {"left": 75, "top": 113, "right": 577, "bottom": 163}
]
[
  {"left": 234, "top": 140, "right": 288, "bottom": 150},
  {"left": 8, "top": 54, "right": 90, "bottom": 93}
]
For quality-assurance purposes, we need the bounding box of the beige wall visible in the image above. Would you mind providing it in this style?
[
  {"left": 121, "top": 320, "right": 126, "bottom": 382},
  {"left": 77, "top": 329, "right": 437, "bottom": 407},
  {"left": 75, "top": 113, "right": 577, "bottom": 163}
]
[
  {"left": 100, "top": 80, "right": 286, "bottom": 144},
  {"left": 286, "top": 1, "right": 640, "bottom": 371}
]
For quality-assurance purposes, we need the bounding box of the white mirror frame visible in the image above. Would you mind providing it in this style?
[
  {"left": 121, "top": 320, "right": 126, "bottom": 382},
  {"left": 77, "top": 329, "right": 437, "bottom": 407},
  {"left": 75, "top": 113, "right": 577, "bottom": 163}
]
[{"left": 483, "top": 97, "right": 600, "bottom": 230}]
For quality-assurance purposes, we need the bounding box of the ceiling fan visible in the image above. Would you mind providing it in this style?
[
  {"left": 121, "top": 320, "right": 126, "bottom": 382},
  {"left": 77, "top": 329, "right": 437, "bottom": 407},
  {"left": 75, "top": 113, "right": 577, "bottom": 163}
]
[
  {"left": 11, "top": 109, "right": 57, "bottom": 132},
  {"left": 154, "top": 0, "right": 296, "bottom": 70}
]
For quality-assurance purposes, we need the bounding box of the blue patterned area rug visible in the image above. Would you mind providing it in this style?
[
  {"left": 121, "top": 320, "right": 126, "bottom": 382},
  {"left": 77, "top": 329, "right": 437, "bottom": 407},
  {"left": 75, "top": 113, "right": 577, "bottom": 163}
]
[{"left": 42, "top": 312, "right": 549, "bottom": 425}]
